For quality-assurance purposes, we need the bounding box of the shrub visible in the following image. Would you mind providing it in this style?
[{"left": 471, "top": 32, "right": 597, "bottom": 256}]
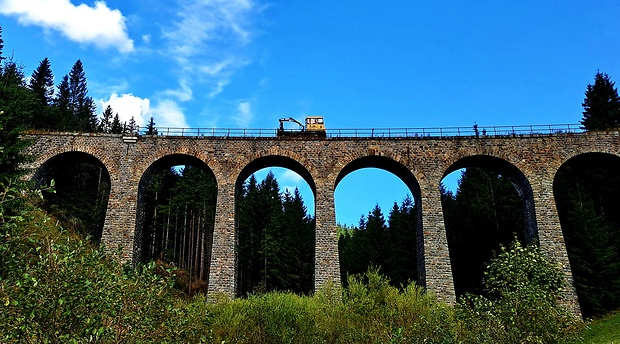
[
  {"left": 456, "top": 239, "right": 582, "bottom": 343},
  {"left": 0, "top": 209, "right": 213, "bottom": 343}
]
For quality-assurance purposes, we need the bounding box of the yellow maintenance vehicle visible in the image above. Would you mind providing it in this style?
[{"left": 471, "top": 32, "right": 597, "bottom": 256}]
[{"left": 277, "top": 116, "right": 326, "bottom": 137}]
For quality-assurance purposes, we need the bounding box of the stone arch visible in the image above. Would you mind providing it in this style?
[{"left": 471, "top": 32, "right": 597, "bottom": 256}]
[
  {"left": 334, "top": 154, "right": 422, "bottom": 285},
  {"left": 235, "top": 155, "right": 317, "bottom": 195},
  {"left": 552, "top": 152, "right": 620, "bottom": 317},
  {"left": 234, "top": 154, "right": 317, "bottom": 296},
  {"left": 443, "top": 154, "right": 538, "bottom": 244},
  {"left": 334, "top": 154, "right": 421, "bottom": 205},
  {"left": 29, "top": 144, "right": 117, "bottom": 182},
  {"left": 31, "top": 151, "right": 112, "bottom": 240},
  {"left": 135, "top": 154, "right": 218, "bottom": 272}
]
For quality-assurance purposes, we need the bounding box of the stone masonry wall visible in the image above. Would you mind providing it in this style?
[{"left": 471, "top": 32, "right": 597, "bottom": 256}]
[{"left": 22, "top": 130, "right": 620, "bottom": 315}]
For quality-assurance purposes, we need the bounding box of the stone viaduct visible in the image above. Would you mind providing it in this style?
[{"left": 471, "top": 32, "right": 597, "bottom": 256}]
[{"left": 21, "top": 129, "right": 620, "bottom": 315}]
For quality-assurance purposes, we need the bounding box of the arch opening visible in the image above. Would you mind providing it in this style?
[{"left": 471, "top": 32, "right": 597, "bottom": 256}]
[
  {"left": 137, "top": 154, "right": 217, "bottom": 294},
  {"left": 235, "top": 156, "right": 316, "bottom": 296},
  {"left": 335, "top": 156, "right": 421, "bottom": 288},
  {"left": 32, "top": 151, "right": 111, "bottom": 241},
  {"left": 440, "top": 155, "right": 536, "bottom": 298},
  {"left": 554, "top": 152, "right": 620, "bottom": 318}
]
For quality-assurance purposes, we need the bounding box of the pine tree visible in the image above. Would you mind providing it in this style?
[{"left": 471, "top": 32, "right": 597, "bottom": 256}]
[
  {"left": 442, "top": 167, "right": 524, "bottom": 297},
  {"left": 581, "top": 71, "right": 620, "bottom": 130},
  {"left": 29, "top": 58, "right": 54, "bottom": 106},
  {"left": 146, "top": 116, "right": 157, "bottom": 135},
  {"left": 53, "top": 75, "right": 72, "bottom": 130},
  {"left": 111, "top": 113, "right": 122, "bottom": 134},
  {"left": 68, "top": 60, "right": 97, "bottom": 132},
  {"left": 99, "top": 105, "right": 113, "bottom": 133},
  {"left": 125, "top": 116, "right": 138, "bottom": 134},
  {"left": 27, "top": 58, "right": 56, "bottom": 130}
]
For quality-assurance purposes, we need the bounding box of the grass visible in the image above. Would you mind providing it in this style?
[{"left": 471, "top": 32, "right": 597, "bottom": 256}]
[{"left": 575, "top": 310, "right": 620, "bottom": 343}]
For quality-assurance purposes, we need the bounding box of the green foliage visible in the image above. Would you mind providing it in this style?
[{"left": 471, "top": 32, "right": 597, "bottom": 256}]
[
  {"left": 0, "top": 208, "right": 213, "bottom": 343},
  {"left": 456, "top": 240, "right": 581, "bottom": 343},
  {"left": 339, "top": 196, "right": 418, "bottom": 288},
  {"left": 210, "top": 269, "right": 457, "bottom": 344},
  {"left": 581, "top": 71, "right": 620, "bottom": 130},
  {"left": 0, "top": 204, "right": 586, "bottom": 342},
  {"left": 237, "top": 171, "right": 315, "bottom": 296}
]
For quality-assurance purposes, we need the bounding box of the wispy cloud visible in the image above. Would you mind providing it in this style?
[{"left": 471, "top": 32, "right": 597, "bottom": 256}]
[
  {"left": 0, "top": 0, "right": 134, "bottom": 53},
  {"left": 235, "top": 101, "right": 253, "bottom": 126},
  {"left": 161, "top": 0, "right": 260, "bottom": 106}
]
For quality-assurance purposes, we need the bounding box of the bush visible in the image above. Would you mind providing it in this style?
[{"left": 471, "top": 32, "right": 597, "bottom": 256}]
[
  {"left": 456, "top": 239, "right": 582, "bottom": 343},
  {"left": 0, "top": 208, "right": 213, "bottom": 343}
]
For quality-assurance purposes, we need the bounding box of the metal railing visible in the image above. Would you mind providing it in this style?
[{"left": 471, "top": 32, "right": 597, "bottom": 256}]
[{"left": 137, "top": 124, "right": 584, "bottom": 138}]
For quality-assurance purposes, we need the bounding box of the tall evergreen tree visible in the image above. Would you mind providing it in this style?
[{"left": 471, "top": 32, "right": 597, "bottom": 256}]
[
  {"left": 28, "top": 58, "right": 56, "bottom": 130},
  {"left": 0, "top": 55, "right": 34, "bottom": 180},
  {"left": 237, "top": 172, "right": 315, "bottom": 296},
  {"left": 442, "top": 167, "right": 524, "bottom": 297},
  {"left": 68, "top": 60, "right": 97, "bottom": 132},
  {"left": 53, "top": 75, "right": 72, "bottom": 130},
  {"left": 338, "top": 196, "right": 418, "bottom": 288},
  {"left": 125, "top": 116, "right": 138, "bottom": 134},
  {"left": 581, "top": 71, "right": 620, "bottom": 130},
  {"left": 146, "top": 116, "right": 157, "bottom": 135},
  {"left": 29, "top": 58, "right": 54, "bottom": 106},
  {"left": 111, "top": 113, "right": 122, "bottom": 134},
  {"left": 98, "top": 105, "right": 113, "bottom": 133}
]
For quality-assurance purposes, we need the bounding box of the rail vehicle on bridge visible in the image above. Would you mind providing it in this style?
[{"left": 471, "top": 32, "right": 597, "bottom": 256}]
[{"left": 277, "top": 116, "right": 326, "bottom": 137}]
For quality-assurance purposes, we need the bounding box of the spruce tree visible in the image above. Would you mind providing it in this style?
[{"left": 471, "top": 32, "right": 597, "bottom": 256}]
[
  {"left": 28, "top": 58, "right": 56, "bottom": 129},
  {"left": 68, "top": 60, "right": 97, "bottom": 132},
  {"left": 581, "top": 71, "right": 620, "bottom": 130},
  {"left": 442, "top": 167, "right": 524, "bottom": 297},
  {"left": 111, "top": 113, "right": 122, "bottom": 134},
  {"left": 146, "top": 116, "right": 157, "bottom": 135},
  {"left": 54, "top": 75, "right": 72, "bottom": 130},
  {"left": 29, "top": 58, "right": 54, "bottom": 106},
  {"left": 99, "top": 105, "right": 113, "bottom": 133}
]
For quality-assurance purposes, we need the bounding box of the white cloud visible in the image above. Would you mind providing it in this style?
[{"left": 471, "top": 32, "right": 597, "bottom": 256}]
[
  {"left": 99, "top": 93, "right": 189, "bottom": 129},
  {"left": 150, "top": 99, "right": 189, "bottom": 128},
  {"left": 0, "top": 0, "right": 134, "bottom": 53},
  {"left": 99, "top": 93, "right": 150, "bottom": 126},
  {"left": 281, "top": 170, "right": 304, "bottom": 184},
  {"left": 235, "top": 101, "right": 253, "bottom": 126}
]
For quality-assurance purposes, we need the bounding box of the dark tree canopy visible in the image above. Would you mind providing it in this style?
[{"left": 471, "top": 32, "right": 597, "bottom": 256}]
[
  {"left": 442, "top": 167, "right": 524, "bottom": 297},
  {"left": 581, "top": 71, "right": 620, "bottom": 130}
]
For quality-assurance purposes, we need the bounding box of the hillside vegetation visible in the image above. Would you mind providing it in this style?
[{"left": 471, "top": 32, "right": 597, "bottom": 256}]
[{"left": 1, "top": 199, "right": 583, "bottom": 343}]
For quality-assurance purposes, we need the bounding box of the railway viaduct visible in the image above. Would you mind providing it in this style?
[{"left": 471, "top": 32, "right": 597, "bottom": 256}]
[{"left": 21, "top": 129, "right": 620, "bottom": 315}]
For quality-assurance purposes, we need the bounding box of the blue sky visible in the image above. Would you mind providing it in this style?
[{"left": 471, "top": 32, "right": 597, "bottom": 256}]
[{"left": 1, "top": 1, "right": 619, "bottom": 226}]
